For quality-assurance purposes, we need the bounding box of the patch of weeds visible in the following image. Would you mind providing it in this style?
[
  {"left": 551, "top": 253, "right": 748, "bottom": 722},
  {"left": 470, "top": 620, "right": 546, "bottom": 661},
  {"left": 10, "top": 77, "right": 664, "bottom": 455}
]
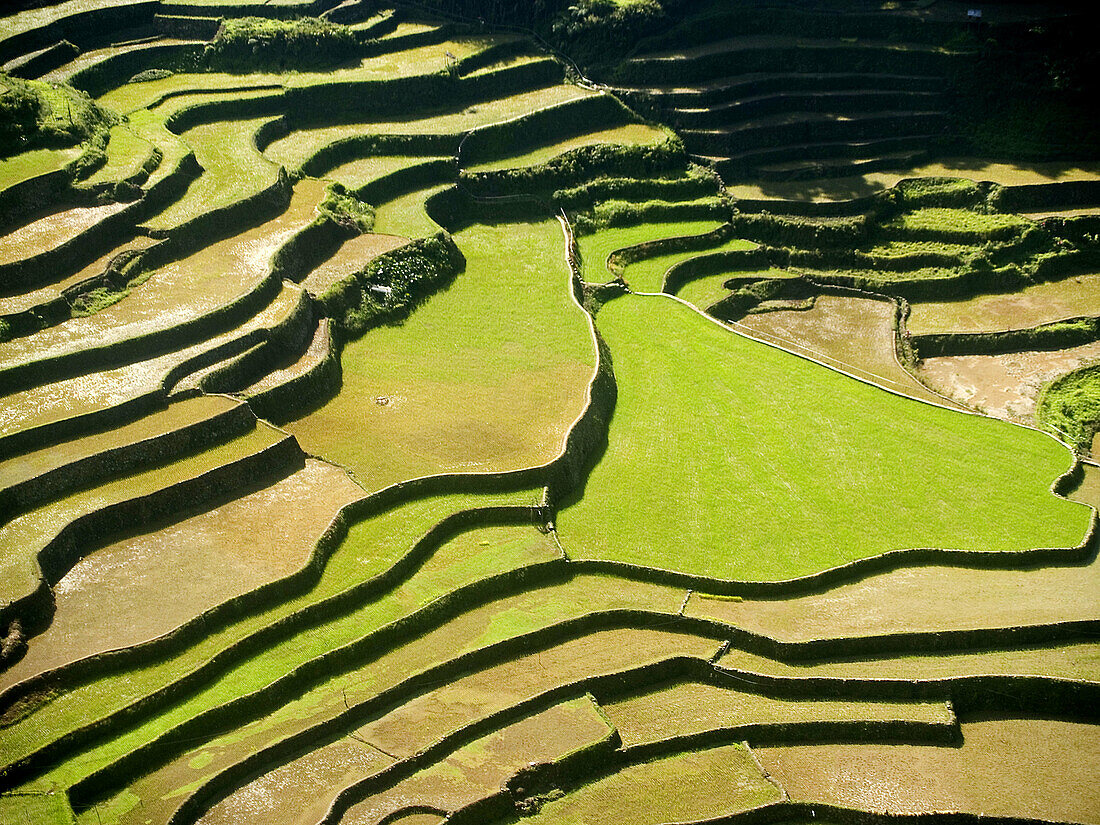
[{"left": 318, "top": 182, "right": 375, "bottom": 233}]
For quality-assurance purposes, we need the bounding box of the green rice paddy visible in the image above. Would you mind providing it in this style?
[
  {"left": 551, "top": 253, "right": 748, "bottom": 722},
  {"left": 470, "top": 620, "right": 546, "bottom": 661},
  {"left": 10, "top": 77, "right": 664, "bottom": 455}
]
[{"left": 557, "top": 293, "right": 1089, "bottom": 580}]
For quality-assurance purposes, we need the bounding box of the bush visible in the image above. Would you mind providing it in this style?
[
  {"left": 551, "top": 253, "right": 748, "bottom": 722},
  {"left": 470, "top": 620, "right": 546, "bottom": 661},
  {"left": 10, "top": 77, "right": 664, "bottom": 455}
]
[
  {"left": 203, "top": 17, "right": 359, "bottom": 73},
  {"left": 317, "top": 183, "right": 374, "bottom": 233},
  {"left": 0, "top": 72, "right": 116, "bottom": 158}
]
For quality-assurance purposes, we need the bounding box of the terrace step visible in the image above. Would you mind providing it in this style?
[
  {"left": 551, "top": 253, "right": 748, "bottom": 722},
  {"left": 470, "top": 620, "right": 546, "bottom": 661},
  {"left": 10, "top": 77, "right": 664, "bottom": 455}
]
[
  {"left": 615, "top": 71, "right": 946, "bottom": 108},
  {"left": 0, "top": 276, "right": 311, "bottom": 463},
  {"left": 0, "top": 420, "right": 303, "bottom": 634},
  {"left": 0, "top": 176, "right": 321, "bottom": 396},
  {"left": 667, "top": 89, "right": 945, "bottom": 130},
  {"left": 1, "top": 39, "right": 80, "bottom": 79},
  {"left": 681, "top": 110, "right": 948, "bottom": 154},
  {"left": 0, "top": 394, "right": 256, "bottom": 525},
  {"left": 618, "top": 36, "right": 959, "bottom": 86},
  {"left": 239, "top": 315, "right": 341, "bottom": 423},
  {"left": 707, "top": 134, "right": 942, "bottom": 180}
]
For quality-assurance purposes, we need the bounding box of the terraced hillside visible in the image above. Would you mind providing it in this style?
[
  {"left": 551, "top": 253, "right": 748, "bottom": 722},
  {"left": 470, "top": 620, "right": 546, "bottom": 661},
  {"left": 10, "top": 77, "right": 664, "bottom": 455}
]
[{"left": 0, "top": 2, "right": 1098, "bottom": 824}]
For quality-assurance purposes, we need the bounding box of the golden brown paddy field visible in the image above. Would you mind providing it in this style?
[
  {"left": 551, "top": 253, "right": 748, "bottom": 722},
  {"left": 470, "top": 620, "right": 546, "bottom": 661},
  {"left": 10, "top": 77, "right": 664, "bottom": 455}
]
[{"left": 0, "top": 5, "right": 1097, "bottom": 825}]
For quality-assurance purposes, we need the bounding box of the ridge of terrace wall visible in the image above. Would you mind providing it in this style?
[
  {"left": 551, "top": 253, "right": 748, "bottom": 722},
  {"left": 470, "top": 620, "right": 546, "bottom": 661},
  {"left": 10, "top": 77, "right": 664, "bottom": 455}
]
[
  {"left": 194, "top": 289, "right": 314, "bottom": 395},
  {"left": 912, "top": 316, "right": 1100, "bottom": 359},
  {"left": 355, "top": 158, "right": 458, "bottom": 206},
  {"left": 67, "top": 43, "right": 209, "bottom": 99},
  {"left": 5, "top": 39, "right": 81, "bottom": 81},
  {"left": 281, "top": 58, "right": 562, "bottom": 127},
  {"left": 157, "top": 0, "right": 340, "bottom": 20},
  {"left": 246, "top": 319, "right": 342, "bottom": 424},
  {"left": 460, "top": 139, "right": 687, "bottom": 198},
  {"left": 0, "top": 240, "right": 286, "bottom": 396},
  {"left": 616, "top": 43, "right": 964, "bottom": 87},
  {"left": 0, "top": 498, "right": 548, "bottom": 754},
  {"left": 161, "top": 635, "right": 712, "bottom": 825},
  {"left": 458, "top": 94, "right": 640, "bottom": 165}
]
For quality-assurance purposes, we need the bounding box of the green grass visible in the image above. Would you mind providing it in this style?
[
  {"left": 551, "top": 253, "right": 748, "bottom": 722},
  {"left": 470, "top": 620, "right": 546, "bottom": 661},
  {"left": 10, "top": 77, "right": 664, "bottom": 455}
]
[
  {"left": 575, "top": 219, "right": 726, "bottom": 283},
  {"left": 605, "top": 680, "right": 951, "bottom": 748},
  {"left": 1037, "top": 363, "right": 1100, "bottom": 450},
  {"left": 675, "top": 268, "right": 793, "bottom": 310},
  {"left": 865, "top": 239, "right": 977, "bottom": 258},
  {"left": 141, "top": 116, "right": 281, "bottom": 232},
  {"left": 286, "top": 219, "right": 596, "bottom": 489},
  {"left": 518, "top": 743, "right": 782, "bottom": 824},
  {"left": 0, "top": 144, "right": 82, "bottom": 191},
  {"left": 889, "top": 207, "right": 1029, "bottom": 236},
  {"left": 556, "top": 293, "right": 1090, "bottom": 581},
  {"left": 466, "top": 123, "right": 672, "bottom": 172},
  {"left": 370, "top": 182, "right": 449, "bottom": 237},
  {"left": 619, "top": 236, "right": 757, "bottom": 293},
  {"left": 81, "top": 124, "right": 156, "bottom": 187}
]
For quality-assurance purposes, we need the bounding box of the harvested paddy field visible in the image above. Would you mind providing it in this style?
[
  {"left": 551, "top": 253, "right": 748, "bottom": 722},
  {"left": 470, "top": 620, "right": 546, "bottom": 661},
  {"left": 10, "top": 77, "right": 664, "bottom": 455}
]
[
  {"left": 758, "top": 718, "right": 1100, "bottom": 822},
  {"left": 0, "top": 2, "right": 1097, "bottom": 823},
  {"left": 0, "top": 459, "right": 363, "bottom": 694},
  {"left": 521, "top": 743, "right": 782, "bottom": 824},
  {"left": 908, "top": 273, "right": 1100, "bottom": 335},
  {"left": 731, "top": 292, "right": 953, "bottom": 405}
]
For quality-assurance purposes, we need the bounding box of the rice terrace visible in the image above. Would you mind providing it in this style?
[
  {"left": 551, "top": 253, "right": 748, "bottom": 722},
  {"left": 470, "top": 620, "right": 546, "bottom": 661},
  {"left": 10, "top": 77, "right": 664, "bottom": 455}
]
[{"left": 1, "top": 0, "right": 1099, "bottom": 822}]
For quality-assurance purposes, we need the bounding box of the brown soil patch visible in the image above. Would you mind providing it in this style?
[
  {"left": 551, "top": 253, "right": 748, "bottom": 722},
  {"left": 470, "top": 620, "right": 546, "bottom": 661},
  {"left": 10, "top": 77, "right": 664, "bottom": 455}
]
[
  {"left": 0, "top": 394, "right": 238, "bottom": 498},
  {"left": 917, "top": 342, "right": 1100, "bottom": 425},
  {"left": 197, "top": 735, "right": 394, "bottom": 825},
  {"left": 300, "top": 232, "right": 410, "bottom": 299},
  {"left": 342, "top": 699, "right": 610, "bottom": 825},
  {"left": 908, "top": 273, "right": 1100, "bottom": 335},
  {"left": 757, "top": 718, "right": 1100, "bottom": 822},
  {"left": 0, "top": 460, "right": 362, "bottom": 695},
  {"left": 0, "top": 281, "right": 303, "bottom": 444},
  {"left": 1069, "top": 463, "right": 1100, "bottom": 508},
  {"left": 126, "top": 620, "right": 711, "bottom": 825},
  {"left": 245, "top": 316, "right": 331, "bottom": 395},
  {"left": 731, "top": 293, "right": 955, "bottom": 406},
  {"left": 604, "top": 680, "right": 951, "bottom": 749},
  {"left": 687, "top": 546, "right": 1100, "bottom": 642}
]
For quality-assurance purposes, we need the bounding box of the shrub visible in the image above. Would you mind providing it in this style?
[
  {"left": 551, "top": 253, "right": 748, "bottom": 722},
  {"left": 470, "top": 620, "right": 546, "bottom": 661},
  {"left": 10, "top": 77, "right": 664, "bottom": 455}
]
[
  {"left": 550, "top": 0, "right": 668, "bottom": 69},
  {"left": 203, "top": 17, "right": 359, "bottom": 73},
  {"left": 317, "top": 182, "right": 374, "bottom": 233},
  {"left": 0, "top": 72, "right": 116, "bottom": 157}
]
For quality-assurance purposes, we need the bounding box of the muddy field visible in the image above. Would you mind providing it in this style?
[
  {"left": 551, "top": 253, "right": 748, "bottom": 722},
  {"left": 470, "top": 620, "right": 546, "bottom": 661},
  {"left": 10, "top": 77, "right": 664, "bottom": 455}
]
[
  {"left": 758, "top": 718, "right": 1100, "bottom": 822},
  {"left": 918, "top": 342, "right": 1100, "bottom": 428}
]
